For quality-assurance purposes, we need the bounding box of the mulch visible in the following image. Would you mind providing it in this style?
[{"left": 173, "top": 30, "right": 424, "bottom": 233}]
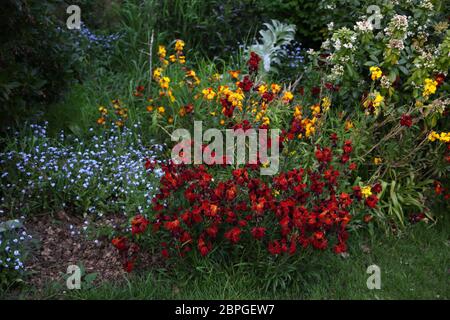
[{"left": 24, "top": 212, "right": 127, "bottom": 290}]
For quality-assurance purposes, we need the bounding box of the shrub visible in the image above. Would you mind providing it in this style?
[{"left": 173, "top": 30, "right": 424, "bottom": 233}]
[
  {"left": 112, "top": 137, "right": 382, "bottom": 271},
  {"left": 0, "top": 0, "right": 82, "bottom": 128}
]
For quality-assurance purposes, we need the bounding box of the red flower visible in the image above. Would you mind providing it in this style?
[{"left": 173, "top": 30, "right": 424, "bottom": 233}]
[
  {"left": 365, "top": 195, "right": 379, "bottom": 208},
  {"left": 197, "top": 238, "right": 211, "bottom": 256},
  {"left": 363, "top": 214, "right": 373, "bottom": 223},
  {"left": 206, "top": 225, "right": 219, "bottom": 238},
  {"left": 343, "top": 140, "right": 353, "bottom": 154},
  {"left": 238, "top": 76, "right": 254, "bottom": 92},
  {"left": 434, "top": 181, "right": 443, "bottom": 195},
  {"left": 226, "top": 185, "right": 237, "bottom": 201},
  {"left": 251, "top": 227, "right": 266, "bottom": 240},
  {"left": 352, "top": 186, "right": 362, "bottom": 200},
  {"left": 123, "top": 260, "right": 135, "bottom": 273},
  {"left": 224, "top": 227, "right": 241, "bottom": 244},
  {"left": 248, "top": 52, "right": 261, "bottom": 74},
  {"left": 435, "top": 73, "right": 445, "bottom": 87},
  {"left": 164, "top": 219, "right": 180, "bottom": 232},
  {"left": 400, "top": 114, "right": 412, "bottom": 127},
  {"left": 268, "top": 240, "right": 282, "bottom": 255},
  {"left": 339, "top": 192, "right": 352, "bottom": 208},
  {"left": 184, "top": 103, "right": 194, "bottom": 114},
  {"left": 315, "top": 147, "right": 332, "bottom": 163},
  {"left": 131, "top": 215, "right": 149, "bottom": 235},
  {"left": 312, "top": 232, "right": 328, "bottom": 250},
  {"left": 311, "top": 86, "right": 321, "bottom": 96},
  {"left": 333, "top": 242, "right": 347, "bottom": 254},
  {"left": 112, "top": 236, "right": 128, "bottom": 251},
  {"left": 371, "top": 183, "right": 382, "bottom": 194}
]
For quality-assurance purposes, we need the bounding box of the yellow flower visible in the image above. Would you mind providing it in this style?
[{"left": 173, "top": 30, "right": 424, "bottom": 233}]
[
  {"left": 258, "top": 84, "right": 268, "bottom": 95},
  {"left": 220, "top": 119, "right": 225, "bottom": 125},
  {"left": 294, "top": 105, "right": 302, "bottom": 119},
  {"left": 146, "top": 105, "right": 154, "bottom": 112},
  {"left": 305, "top": 123, "right": 315, "bottom": 137},
  {"left": 271, "top": 84, "right": 281, "bottom": 94},
  {"left": 159, "top": 77, "right": 170, "bottom": 89},
  {"left": 98, "top": 106, "right": 108, "bottom": 114},
  {"left": 282, "top": 91, "right": 294, "bottom": 103},
  {"left": 178, "top": 56, "right": 186, "bottom": 64},
  {"left": 345, "top": 120, "right": 354, "bottom": 131},
  {"left": 227, "top": 91, "right": 244, "bottom": 107},
  {"left": 373, "top": 157, "right": 382, "bottom": 165},
  {"left": 168, "top": 117, "right": 174, "bottom": 124},
  {"left": 428, "top": 131, "right": 438, "bottom": 141},
  {"left": 370, "top": 66, "right": 382, "bottom": 81},
  {"left": 153, "top": 68, "right": 163, "bottom": 80},
  {"left": 321, "top": 96, "right": 331, "bottom": 110},
  {"left": 115, "top": 120, "right": 124, "bottom": 127},
  {"left": 169, "top": 54, "right": 177, "bottom": 63},
  {"left": 158, "top": 106, "right": 165, "bottom": 114},
  {"left": 429, "top": 131, "right": 450, "bottom": 143},
  {"left": 202, "top": 88, "right": 216, "bottom": 100},
  {"left": 262, "top": 116, "right": 270, "bottom": 125},
  {"left": 440, "top": 132, "right": 450, "bottom": 143},
  {"left": 158, "top": 45, "right": 166, "bottom": 58},
  {"left": 423, "top": 78, "right": 438, "bottom": 97},
  {"left": 186, "top": 70, "right": 196, "bottom": 78},
  {"left": 167, "top": 89, "right": 175, "bottom": 102},
  {"left": 175, "top": 39, "right": 185, "bottom": 52},
  {"left": 373, "top": 93, "right": 384, "bottom": 107},
  {"left": 361, "top": 186, "right": 372, "bottom": 198},
  {"left": 311, "top": 104, "right": 321, "bottom": 116}
]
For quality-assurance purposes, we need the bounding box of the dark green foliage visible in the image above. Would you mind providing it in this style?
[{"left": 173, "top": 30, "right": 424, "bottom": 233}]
[{"left": 0, "top": 0, "right": 84, "bottom": 129}]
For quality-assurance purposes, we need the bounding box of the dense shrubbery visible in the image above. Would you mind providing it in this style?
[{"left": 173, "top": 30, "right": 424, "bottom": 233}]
[{"left": 0, "top": 0, "right": 80, "bottom": 128}]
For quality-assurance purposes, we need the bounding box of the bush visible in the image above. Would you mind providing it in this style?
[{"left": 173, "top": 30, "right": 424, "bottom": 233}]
[
  {"left": 112, "top": 137, "right": 382, "bottom": 271},
  {"left": 0, "top": 1, "right": 81, "bottom": 128}
]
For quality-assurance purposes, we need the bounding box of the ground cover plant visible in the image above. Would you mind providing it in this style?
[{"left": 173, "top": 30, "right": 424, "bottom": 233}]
[{"left": 0, "top": 0, "right": 449, "bottom": 300}]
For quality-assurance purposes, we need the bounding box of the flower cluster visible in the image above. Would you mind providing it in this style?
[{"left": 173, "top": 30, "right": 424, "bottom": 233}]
[
  {"left": 113, "top": 137, "right": 381, "bottom": 270},
  {"left": 97, "top": 99, "right": 129, "bottom": 127},
  {"left": 428, "top": 131, "right": 450, "bottom": 143},
  {"left": 0, "top": 123, "right": 164, "bottom": 217}
]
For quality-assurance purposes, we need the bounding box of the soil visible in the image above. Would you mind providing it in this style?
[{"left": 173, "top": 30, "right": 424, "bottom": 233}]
[{"left": 23, "top": 212, "right": 127, "bottom": 291}]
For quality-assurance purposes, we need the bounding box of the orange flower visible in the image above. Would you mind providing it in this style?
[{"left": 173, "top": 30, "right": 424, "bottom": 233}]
[{"left": 228, "top": 70, "right": 241, "bottom": 79}]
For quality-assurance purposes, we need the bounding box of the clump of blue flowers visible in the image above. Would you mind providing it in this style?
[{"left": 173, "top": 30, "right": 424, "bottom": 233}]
[
  {"left": 1, "top": 123, "right": 164, "bottom": 218},
  {"left": 0, "top": 218, "right": 31, "bottom": 287},
  {"left": 281, "top": 41, "right": 304, "bottom": 68}
]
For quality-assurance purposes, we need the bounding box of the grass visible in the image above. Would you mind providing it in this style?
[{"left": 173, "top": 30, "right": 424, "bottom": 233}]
[{"left": 14, "top": 215, "right": 449, "bottom": 300}]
